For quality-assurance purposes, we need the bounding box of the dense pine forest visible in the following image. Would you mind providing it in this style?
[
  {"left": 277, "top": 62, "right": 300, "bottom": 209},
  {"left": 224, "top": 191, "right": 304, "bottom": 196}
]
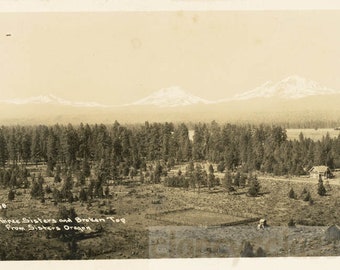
[{"left": 0, "top": 121, "right": 339, "bottom": 183}]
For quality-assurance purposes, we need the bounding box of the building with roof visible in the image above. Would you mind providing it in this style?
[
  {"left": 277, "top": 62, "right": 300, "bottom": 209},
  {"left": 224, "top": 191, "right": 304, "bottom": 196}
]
[{"left": 308, "top": 165, "right": 333, "bottom": 179}]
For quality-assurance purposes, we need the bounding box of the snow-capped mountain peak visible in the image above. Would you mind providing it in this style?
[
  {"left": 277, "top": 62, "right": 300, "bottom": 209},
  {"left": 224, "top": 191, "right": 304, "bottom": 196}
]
[
  {"left": 129, "top": 86, "right": 213, "bottom": 107},
  {"left": 0, "top": 94, "right": 109, "bottom": 108},
  {"left": 232, "top": 76, "right": 340, "bottom": 100}
]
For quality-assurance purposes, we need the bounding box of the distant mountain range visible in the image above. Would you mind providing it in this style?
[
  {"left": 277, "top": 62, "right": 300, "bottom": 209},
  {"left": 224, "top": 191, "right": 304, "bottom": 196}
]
[
  {"left": 231, "top": 75, "right": 340, "bottom": 101},
  {"left": 126, "top": 75, "right": 340, "bottom": 107},
  {"left": 1, "top": 76, "right": 340, "bottom": 124},
  {"left": 0, "top": 94, "right": 109, "bottom": 108},
  {"left": 128, "top": 86, "right": 213, "bottom": 107},
  {"left": 1, "top": 76, "right": 339, "bottom": 109}
]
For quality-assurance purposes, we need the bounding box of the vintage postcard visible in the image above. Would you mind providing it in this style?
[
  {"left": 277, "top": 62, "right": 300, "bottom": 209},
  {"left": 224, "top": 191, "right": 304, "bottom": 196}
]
[{"left": 0, "top": 0, "right": 340, "bottom": 269}]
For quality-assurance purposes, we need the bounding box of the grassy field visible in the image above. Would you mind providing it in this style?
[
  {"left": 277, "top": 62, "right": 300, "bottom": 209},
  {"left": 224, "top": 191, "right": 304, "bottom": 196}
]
[
  {"left": 286, "top": 128, "right": 340, "bottom": 141},
  {"left": 148, "top": 208, "right": 251, "bottom": 227},
  {"left": 189, "top": 128, "right": 340, "bottom": 142},
  {"left": 1, "top": 164, "right": 340, "bottom": 259}
]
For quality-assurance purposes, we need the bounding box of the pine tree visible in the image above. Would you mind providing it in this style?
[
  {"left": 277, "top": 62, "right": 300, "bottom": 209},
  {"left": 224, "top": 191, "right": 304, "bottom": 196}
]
[
  {"left": 300, "top": 187, "right": 308, "bottom": 198},
  {"left": 208, "top": 171, "right": 215, "bottom": 189},
  {"left": 152, "top": 162, "right": 162, "bottom": 184},
  {"left": 239, "top": 173, "right": 247, "bottom": 187},
  {"left": 234, "top": 171, "right": 240, "bottom": 187},
  {"left": 288, "top": 187, "right": 296, "bottom": 199},
  {"left": 317, "top": 175, "right": 326, "bottom": 196},
  {"left": 140, "top": 171, "right": 145, "bottom": 184},
  {"left": 61, "top": 174, "right": 73, "bottom": 199},
  {"left": 303, "top": 191, "right": 311, "bottom": 202},
  {"left": 21, "top": 133, "right": 31, "bottom": 165},
  {"left": 288, "top": 218, "right": 295, "bottom": 227},
  {"left": 208, "top": 164, "right": 214, "bottom": 174},
  {"left": 248, "top": 176, "right": 260, "bottom": 197},
  {"left": 30, "top": 180, "right": 44, "bottom": 199},
  {"left": 54, "top": 171, "right": 62, "bottom": 183},
  {"left": 87, "top": 181, "right": 94, "bottom": 200},
  {"left": 67, "top": 192, "right": 74, "bottom": 203},
  {"left": 255, "top": 247, "right": 266, "bottom": 257},
  {"left": 217, "top": 161, "right": 225, "bottom": 173},
  {"left": 223, "top": 170, "right": 234, "bottom": 192},
  {"left": 54, "top": 206, "right": 78, "bottom": 241},
  {"left": 30, "top": 129, "right": 41, "bottom": 165},
  {"left": 79, "top": 188, "right": 88, "bottom": 202},
  {"left": 0, "top": 130, "right": 8, "bottom": 167},
  {"left": 104, "top": 186, "right": 110, "bottom": 198},
  {"left": 240, "top": 241, "right": 255, "bottom": 257},
  {"left": 46, "top": 129, "right": 57, "bottom": 172},
  {"left": 194, "top": 164, "right": 204, "bottom": 193},
  {"left": 82, "top": 158, "right": 91, "bottom": 178},
  {"left": 77, "top": 171, "right": 86, "bottom": 186},
  {"left": 53, "top": 188, "right": 62, "bottom": 203},
  {"left": 9, "top": 170, "right": 17, "bottom": 188},
  {"left": 45, "top": 185, "right": 52, "bottom": 194},
  {"left": 8, "top": 189, "right": 15, "bottom": 201}
]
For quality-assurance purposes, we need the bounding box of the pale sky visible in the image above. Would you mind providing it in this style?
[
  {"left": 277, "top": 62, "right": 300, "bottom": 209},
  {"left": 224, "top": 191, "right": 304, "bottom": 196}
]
[{"left": 1, "top": 11, "right": 340, "bottom": 105}]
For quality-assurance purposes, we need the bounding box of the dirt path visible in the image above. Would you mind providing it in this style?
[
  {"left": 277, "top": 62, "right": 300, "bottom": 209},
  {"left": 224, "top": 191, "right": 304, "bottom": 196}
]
[{"left": 258, "top": 176, "right": 340, "bottom": 186}]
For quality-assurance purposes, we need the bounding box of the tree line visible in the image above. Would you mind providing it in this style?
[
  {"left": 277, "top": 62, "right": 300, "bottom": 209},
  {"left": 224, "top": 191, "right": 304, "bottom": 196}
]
[{"left": 0, "top": 121, "right": 339, "bottom": 178}]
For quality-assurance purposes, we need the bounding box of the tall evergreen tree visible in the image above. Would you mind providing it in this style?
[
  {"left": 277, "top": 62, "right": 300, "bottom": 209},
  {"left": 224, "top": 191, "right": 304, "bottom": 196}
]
[
  {"left": 0, "top": 129, "right": 8, "bottom": 167},
  {"left": 8, "top": 189, "right": 15, "bottom": 201},
  {"left": 317, "top": 175, "right": 326, "bottom": 196},
  {"left": 248, "top": 175, "right": 260, "bottom": 197}
]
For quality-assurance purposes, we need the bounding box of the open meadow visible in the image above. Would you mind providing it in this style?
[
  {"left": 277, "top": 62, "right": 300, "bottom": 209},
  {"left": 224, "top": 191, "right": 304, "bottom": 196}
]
[
  {"left": 286, "top": 129, "right": 340, "bottom": 141},
  {"left": 1, "top": 163, "right": 340, "bottom": 259}
]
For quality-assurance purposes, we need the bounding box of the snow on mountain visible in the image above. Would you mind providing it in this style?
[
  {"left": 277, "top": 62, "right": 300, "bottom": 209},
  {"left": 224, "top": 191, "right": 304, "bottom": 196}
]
[
  {"left": 232, "top": 76, "right": 340, "bottom": 100},
  {"left": 2, "top": 76, "right": 338, "bottom": 110},
  {"left": 0, "top": 94, "right": 109, "bottom": 108},
  {"left": 129, "top": 86, "right": 213, "bottom": 107}
]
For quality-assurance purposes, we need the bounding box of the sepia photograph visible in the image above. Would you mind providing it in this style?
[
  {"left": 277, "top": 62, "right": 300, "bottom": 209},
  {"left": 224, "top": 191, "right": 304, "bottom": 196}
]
[{"left": 0, "top": 0, "right": 340, "bottom": 268}]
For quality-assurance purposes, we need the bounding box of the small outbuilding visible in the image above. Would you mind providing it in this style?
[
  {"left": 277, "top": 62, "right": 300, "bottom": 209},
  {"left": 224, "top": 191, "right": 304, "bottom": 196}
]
[{"left": 308, "top": 166, "right": 332, "bottom": 179}]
